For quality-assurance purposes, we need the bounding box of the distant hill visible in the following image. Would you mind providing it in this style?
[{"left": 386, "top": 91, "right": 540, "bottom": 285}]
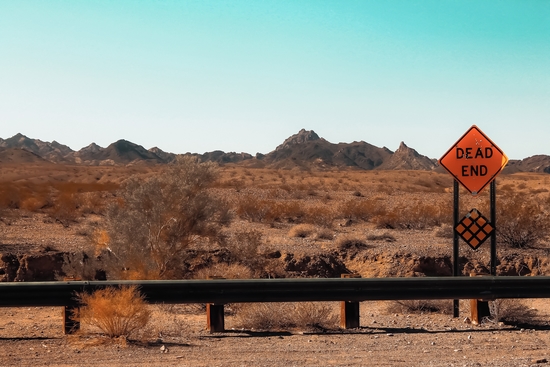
[
  {"left": 0, "top": 133, "right": 72, "bottom": 163},
  {"left": 504, "top": 155, "right": 550, "bottom": 174},
  {"left": 90, "top": 140, "right": 165, "bottom": 164},
  {"left": 0, "top": 147, "right": 51, "bottom": 164},
  {"left": 0, "top": 131, "right": 548, "bottom": 174},
  {"left": 377, "top": 142, "right": 436, "bottom": 170},
  {"left": 260, "top": 129, "right": 394, "bottom": 170}
]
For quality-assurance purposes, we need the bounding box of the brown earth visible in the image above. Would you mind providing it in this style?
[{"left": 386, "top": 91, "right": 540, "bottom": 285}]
[{"left": 1, "top": 164, "right": 550, "bottom": 366}]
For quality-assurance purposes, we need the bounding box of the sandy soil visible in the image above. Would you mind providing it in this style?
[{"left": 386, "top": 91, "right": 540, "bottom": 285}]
[{"left": 1, "top": 300, "right": 550, "bottom": 367}]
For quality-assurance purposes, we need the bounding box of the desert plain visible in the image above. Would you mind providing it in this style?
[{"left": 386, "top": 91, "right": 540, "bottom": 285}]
[{"left": 1, "top": 160, "right": 550, "bottom": 366}]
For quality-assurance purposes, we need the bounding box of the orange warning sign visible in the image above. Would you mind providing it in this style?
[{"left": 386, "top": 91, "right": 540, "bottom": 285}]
[{"left": 439, "top": 125, "right": 508, "bottom": 195}]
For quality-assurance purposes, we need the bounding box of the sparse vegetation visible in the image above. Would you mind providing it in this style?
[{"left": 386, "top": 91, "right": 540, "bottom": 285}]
[
  {"left": 75, "top": 286, "right": 151, "bottom": 338},
  {"left": 233, "top": 302, "right": 338, "bottom": 331},
  {"left": 98, "top": 156, "right": 231, "bottom": 279},
  {"left": 497, "top": 194, "right": 549, "bottom": 248},
  {"left": 488, "top": 299, "right": 539, "bottom": 325},
  {"left": 288, "top": 224, "right": 315, "bottom": 238},
  {"left": 388, "top": 299, "right": 453, "bottom": 314}
]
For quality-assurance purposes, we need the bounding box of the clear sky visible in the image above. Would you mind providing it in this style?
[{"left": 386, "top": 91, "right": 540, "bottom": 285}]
[{"left": 1, "top": 1, "right": 548, "bottom": 160}]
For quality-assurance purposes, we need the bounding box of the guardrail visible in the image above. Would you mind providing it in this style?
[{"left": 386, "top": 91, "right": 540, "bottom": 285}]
[{"left": 2, "top": 276, "right": 550, "bottom": 333}]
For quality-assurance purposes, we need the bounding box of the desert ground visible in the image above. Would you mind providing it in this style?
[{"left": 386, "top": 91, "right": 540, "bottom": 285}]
[{"left": 1, "top": 162, "right": 550, "bottom": 366}]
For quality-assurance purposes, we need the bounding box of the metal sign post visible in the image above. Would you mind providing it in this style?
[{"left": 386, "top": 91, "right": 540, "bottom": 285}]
[
  {"left": 453, "top": 180, "right": 459, "bottom": 317},
  {"left": 490, "top": 180, "right": 497, "bottom": 276}
]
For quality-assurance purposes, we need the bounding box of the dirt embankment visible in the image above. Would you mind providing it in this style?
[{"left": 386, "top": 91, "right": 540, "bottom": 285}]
[{"left": 1, "top": 248, "right": 549, "bottom": 282}]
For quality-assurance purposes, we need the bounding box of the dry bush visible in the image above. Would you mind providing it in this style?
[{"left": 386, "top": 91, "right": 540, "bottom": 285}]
[
  {"left": 79, "top": 191, "right": 107, "bottom": 214},
  {"left": 375, "top": 201, "right": 448, "bottom": 230},
  {"left": 193, "top": 263, "right": 253, "bottom": 280},
  {"left": 489, "top": 299, "right": 539, "bottom": 325},
  {"left": 303, "top": 204, "right": 334, "bottom": 227},
  {"left": 48, "top": 192, "right": 81, "bottom": 226},
  {"left": 139, "top": 304, "right": 188, "bottom": 339},
  {"left": 338, "top": 199, "right": 383, "bottom": 222},
  {"left": 366, "top": 232, "right": 396, "bottom": 242},
  {"left": 100, "top": 156, "right": 231, "bottom": 280},
  {"left": 288, "top": 224, "right": 315, "bottom": 238},
  {"left": 265, "top": 200, "right": 306, "bottom": 223},
  {"left": 0, "top": 182, "right": 49, "bottom": 210},
  {"left": 335, "top": 235, "right": 369, "bottom": 251},
  {"left": 75, "top": 286, "right": 151, "bottom": 338},
  {"left": 497, "top": 194, "right": 549, "bottom": 248},
  {"left": 225, "top": 230, "right": 264, "bottom": 272},
  {"left": 316, "top": 227, "right": 334, "bottom": 240},
  {"left": 235, "top": 195, "right": 273, "bottom": 222},
  {"left": 234, "top": 303, "right": 293, "bottom": 330},
  {"left": 233, "top": 302, "right": 338, "bottom": 331},
  {"left": 387, "top": 299, "right": 453, "bottom": 314},
  {"left": 293, "top": 302, "right": 339, "bottom": 330}
]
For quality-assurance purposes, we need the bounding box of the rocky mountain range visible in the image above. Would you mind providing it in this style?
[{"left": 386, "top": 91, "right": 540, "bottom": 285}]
[{"left": 1, "top": 130, "right": 549, "bottom": 173}]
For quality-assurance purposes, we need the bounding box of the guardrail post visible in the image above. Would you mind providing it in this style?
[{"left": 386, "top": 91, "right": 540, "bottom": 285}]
[
  {"left": 206, "top": 276, "right": 225, "bottom": 332},
  {"left": 206, "top": 303, "right": 225, "bottom": 332},
  {"left": 340, "top": 274, "right": 361, "bottom": 329},
  {"left": 470, "top": 298, "right": 491, "bottom": 325},
  {"left": 469, "top": 273, "right": 491, "bottom": 324},
  {"left": 63, "top": 306, "right": 80, "bottom": 334}
]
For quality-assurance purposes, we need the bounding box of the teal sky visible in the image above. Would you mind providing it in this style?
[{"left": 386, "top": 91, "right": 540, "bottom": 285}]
[{"left": 1, "top": 1, "right": 548, "bottom": 159}]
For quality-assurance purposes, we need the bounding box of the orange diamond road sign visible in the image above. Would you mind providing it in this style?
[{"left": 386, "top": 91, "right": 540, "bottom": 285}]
[
  {"left": 455, "top": 209, "right": 494, "bottom": 250},
  {"left": 439, "top": 125, "right": 508, "bottom": 195}
]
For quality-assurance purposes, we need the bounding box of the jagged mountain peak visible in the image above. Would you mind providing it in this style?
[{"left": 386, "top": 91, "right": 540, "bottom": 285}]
[
  {"left": 377, "top": 141, "right": 436, "bottom": 170},
  {"left": 275, "top": 129, "right": 320, "bottom": 151}
]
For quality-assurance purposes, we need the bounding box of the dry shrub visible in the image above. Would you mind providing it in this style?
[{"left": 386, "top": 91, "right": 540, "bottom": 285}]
[
  {"left": 20, "top": 196, "right": 48, "bottom": 212},
  {"left": 375, "top": 201, "right": 448, "bottom": 230},
  {"left": 265, "top": 200, "right": 306, "bottom": 223},
  {"left": 234, "top": 302, "right": 337, "bottom": 331},
  {"left": 497, "top": 194, "right": 549, "bottom": 248},
  {"left": 234, "top": 303, "right": 292, "bottom": 330},
  {"left": 303, "top": 204, "right": 334, "bottom": 227},
  {"left": 489, "top": 299, "right": 539, "bottom": 325},
  {"left": 101, "top": 157, "right": 231, "bottom": 280},
  {"left": 140, "top": 304, "right": 188, "bottom": 339},
  {"left": 335, "top": 235, "right": 369, "bottom": 251},
  {"left": 193, "top": 263, "right": 253, "bottom": 279},
  {"left": 294, "top": 302, "right": 338, "bottom": 329},
  {"left": 316, "top": 227, "right": 334, "bottom": 240},
  {"left": 288, "top": 224, "right": 315, "bottom": 238},
  {"left": 49, "top": 192, "right": 81, "bottom": 226},
  {"left": 235, "top": 195, "right": 273, "bottom": 222},
  {"left": 366, "top": 232, "right": 396, "bottom": 242},
  {"left": 339, "top": 199, "right": 382, "bottom": 221},
  {"left": 75, "top": 286, "right": 151, "bottom": 338},
  {"left": 0, "top": 182, "right": 51, "bottom": 210},
  {"left": 226, "top": 230, "right": 264, "bottom": 271},
  {"left": 388, "top": 299, "right": 453, "bottom": 314},
  {"left": 79, "top": 191, "right": 106, "bottom": 214}
]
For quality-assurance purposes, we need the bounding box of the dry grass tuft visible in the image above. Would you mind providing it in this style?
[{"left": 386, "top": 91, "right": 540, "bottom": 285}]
[
  {"left": 489, "top": 299, "right": 539, "bottom": 325},
  {"left": 75, "top": 286, "right": 151, "bottom": 338},
  {"left": 316, "top": 227, "right": 334, "bottom": 240},
  {"left": 335, "top": 235, "right": 369, "bottom": 251},
  {"left": 387, "top": 300, "right": 453, "bottom": 315},
  {"left": 288, "top": 224, "right": 316, "bottom": 238},
  {"left": 233, "top": 302, "right": 338, "bottom": 331}
]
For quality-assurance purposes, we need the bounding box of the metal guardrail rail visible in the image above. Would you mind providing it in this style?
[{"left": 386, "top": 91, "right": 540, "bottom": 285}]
[{"left": 2, "top": 276, "right": 550, "bottom": 307}]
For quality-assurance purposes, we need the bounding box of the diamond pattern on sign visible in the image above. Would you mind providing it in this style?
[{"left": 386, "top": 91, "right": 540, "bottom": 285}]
[{"left": 455, "top": 209, "right": 494, "bottom": 250}]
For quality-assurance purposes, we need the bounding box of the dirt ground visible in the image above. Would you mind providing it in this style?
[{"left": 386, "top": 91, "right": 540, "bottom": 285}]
[{"left": 1, "top": 300, "right": 550, "bottom": 366}]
